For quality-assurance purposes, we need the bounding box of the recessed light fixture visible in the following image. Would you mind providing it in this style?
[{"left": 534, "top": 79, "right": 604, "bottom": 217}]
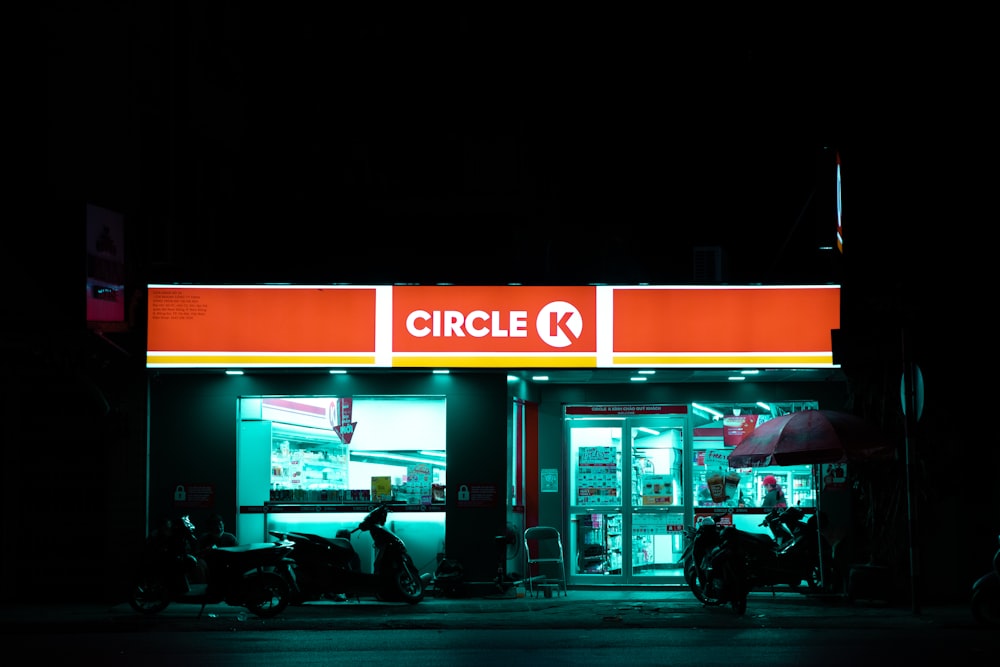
[
  {"left": 225, "top": 370, "right": 244, "bottom": 376},
  {"left": 728, "top": 376, "right": 746, "bottom": 381},
  {"left": 506, "top": 375, "right": 519, "bottom": 382},
  {"left": 329, "top": 369, "right": 347, "bottom": 375},
  {"left": 432, "top": 369, "right": 449, "bottom": 375},
  {"left": 638, "top": 370, "right": 656, "bottom": 375},
  {"left": 630, "top": 377, "right": 647, "bottom": 382},
  {"left": 531, "top": 375, "right": 549, "bottom": 382}
]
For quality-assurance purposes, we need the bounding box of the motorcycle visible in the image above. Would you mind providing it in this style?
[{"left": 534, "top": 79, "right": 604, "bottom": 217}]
[
  {"left": 682, "top": 515, "right": 727, "bottom": 607},
  {"left": 761, "top": 505, "right": 812, "bottom": 547},
  {"left": 682, "top": 508, "right": 832, "bottom": 616},
  {"left": 128, "top": 515, "right": 296, "bottom": 618},
  {"left": 971, "top": 532, "right": 1000, "bottom": 626},
  {"left": 269, "top": 501, "right": 425, "bottom": 605}
]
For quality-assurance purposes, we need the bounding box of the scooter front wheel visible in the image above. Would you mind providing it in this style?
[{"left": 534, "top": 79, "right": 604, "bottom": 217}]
[
  {"left": 392, "top": 558, "right": 425, "bottom": 604},
  {"left": 684, "top": 560, "right": 724, "bottom": 607},
  {"left": 243, "top": 572, "right": 290, "bottom": 618},
  {"left": 128, "top": 575, "right": 171, "bottom": 615}
]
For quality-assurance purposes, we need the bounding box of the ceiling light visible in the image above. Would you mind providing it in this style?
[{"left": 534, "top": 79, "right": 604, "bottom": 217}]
[
  {"left": 506, "top": 375, "right": 518, "bottom": 382},
  {"left": 432, "top": 369, "right": 449, "bottom": 375},
  {"left": 757, "top": 401, "right": 772, "bottom": 412},
  {"left": 532, "top": 375, "right": 549, "bottom": 382},
  {"left": 728, "top": 376, "right": 746, "bottom": 381},
  {"left": 741, "top": 369, "right": 760, "bottom": 375},
  {"left": 418, "top": 450, "right": 447, "bottom": 458},
  {"left": 225, "top": 370, "right": 244, "bottom": 376},
  {"left": 692, "top": 403, "right": 724, "bottom": 419},
  {"left": 630, "top": 377, "right": 647, "bottom": 382},
  {"left": 638, "top": 370, "right": 656, "bottom": 375},
  {"left": 329, "top": 369, "right": 347, "bottom": 374}
]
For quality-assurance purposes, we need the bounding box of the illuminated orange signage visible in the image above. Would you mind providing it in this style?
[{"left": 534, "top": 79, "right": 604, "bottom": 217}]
[
  {"left": 392, "top": 285, "right": 597, "bottom": 367},
  {"left": 146, "top": 286, "right": 380, "bottom": 368},
  {"left": 146, "top": 284, "right": 839, "bottom": 369}
]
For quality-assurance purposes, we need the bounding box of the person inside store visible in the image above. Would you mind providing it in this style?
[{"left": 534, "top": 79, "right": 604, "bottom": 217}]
[
  {"left": 198, "top": 513, "right": 239, "bottom": 550},
  {"left": 760, "top": 475, "right": 787, "bottom": 509}
]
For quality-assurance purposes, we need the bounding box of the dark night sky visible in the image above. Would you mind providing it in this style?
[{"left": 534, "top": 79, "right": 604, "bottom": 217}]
[{"left": 44, "top": 6, "right": 988, "bottom": 296}]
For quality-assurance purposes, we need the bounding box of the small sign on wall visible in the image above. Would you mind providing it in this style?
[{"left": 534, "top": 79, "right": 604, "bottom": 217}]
[
  {"left": 455, "top": 483, "right": 498, "bottom": 507},
  {"left": 541, "top": 468, "right": 558, "bottom": 492},
  {"left": 172, "top": 482, "right": 214, "bottom": 509}
]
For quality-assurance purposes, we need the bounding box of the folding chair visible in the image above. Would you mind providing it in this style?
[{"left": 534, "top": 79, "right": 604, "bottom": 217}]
[{"left": 523, "top": 526, "right": 568, "bottom": 597}]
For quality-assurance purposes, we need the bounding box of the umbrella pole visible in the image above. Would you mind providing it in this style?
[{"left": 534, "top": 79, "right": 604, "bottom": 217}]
[{"left": 815, "top": 464, "right": 828, "bottom": 593}]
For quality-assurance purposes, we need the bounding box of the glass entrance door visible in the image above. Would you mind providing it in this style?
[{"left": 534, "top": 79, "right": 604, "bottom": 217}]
[
  {"left": 566, "top": 413, "right": 689, "bottom": 585},
  {"left": 567, "top": 419, "right": 624, "bottom": 580},
  {"left": 629, "top": 416, "right": 687, "bottom": 582}
]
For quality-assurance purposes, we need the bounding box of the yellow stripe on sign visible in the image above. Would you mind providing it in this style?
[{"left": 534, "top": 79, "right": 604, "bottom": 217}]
[
  {"left": 392, "top": 356, "right": 599, "bottom": 368},
  {"left": 613, "top": 354, "right": 835, "bottom": 366},
  {"left": 146, "top": 354, "right": 378, "bottom": 365}
]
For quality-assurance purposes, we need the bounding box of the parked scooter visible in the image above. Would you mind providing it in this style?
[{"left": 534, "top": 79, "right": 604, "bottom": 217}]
[
  {"left": 971, "top": 532, "right": 1000, "bottom": 626},
  {"left": 760, "top": 505, "right": 811, "bottom": 548},
  {"left": 128, "top": 515, "right": 296, "bottom": 618},
  {"left": 683, "top": 508, "right": 832, "bottom": 616},
  {"left": 270, "top": 501, "right": 424, "bottom": 605},
  {"left": 682, "top": 515, "right": 727, "bottom": 607}
]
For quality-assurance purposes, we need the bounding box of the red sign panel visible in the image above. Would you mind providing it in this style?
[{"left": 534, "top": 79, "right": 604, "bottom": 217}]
[
  {"left": 147, "top": 286, "right": 378, "bottom": 367},
  {"left": 611, "top": 286, "right": 840, "bottom": 367},
  {"left": 723, "top": 414, "right": 760, "bottom": 446}
]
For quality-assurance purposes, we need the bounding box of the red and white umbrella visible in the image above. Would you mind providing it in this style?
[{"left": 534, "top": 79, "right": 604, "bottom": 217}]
[{"left": 727, "top": 409, "right": 893, "bottom": 468}]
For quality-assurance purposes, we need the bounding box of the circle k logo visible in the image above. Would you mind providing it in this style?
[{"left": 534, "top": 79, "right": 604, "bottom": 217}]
[
  {"left": 536, "top": 300, "right": 583, "bottom": 348},
  {"left": 404, "top": 300, "right": 584, "bottom": 349}
]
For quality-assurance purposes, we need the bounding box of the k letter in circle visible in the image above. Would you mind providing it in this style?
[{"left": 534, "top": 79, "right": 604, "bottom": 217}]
[{"left": 536, "top": 301, "right": 583, "bottom": 348}]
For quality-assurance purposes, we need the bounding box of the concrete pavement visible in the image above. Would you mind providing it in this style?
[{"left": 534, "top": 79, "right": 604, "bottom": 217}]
[{"left": 0, "top": 587, "right": 982, "bottom": 634}]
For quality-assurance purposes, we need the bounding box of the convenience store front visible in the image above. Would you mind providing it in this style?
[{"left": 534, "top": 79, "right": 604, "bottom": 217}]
[{"left": 146, "top": 284, "right": 845, "bottom": 588}]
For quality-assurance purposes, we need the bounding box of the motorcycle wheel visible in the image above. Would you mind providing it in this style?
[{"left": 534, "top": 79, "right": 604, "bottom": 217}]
[
  {"left": 243, "top": 572, "right": 290, "bottom": 618},
  {"left": 971, "top": 588, "right": 1000, "bottom": 626},
  {"left": 683, "top": 560, "right": 724, "bottom": 606},
  {"left": 392, "top": 558, "right": 425, "bottom": 604},
  {"left": 128, "top": 575, "right": 171, "bottom": 615}
]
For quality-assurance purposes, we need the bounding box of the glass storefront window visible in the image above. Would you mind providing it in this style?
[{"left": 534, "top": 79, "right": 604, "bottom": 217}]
[
  {"left": 691, "top": 400, "right": 819, "bottom": 535},
  {"left": 259, "top": 395, "right": 446, "bottom": 505}
]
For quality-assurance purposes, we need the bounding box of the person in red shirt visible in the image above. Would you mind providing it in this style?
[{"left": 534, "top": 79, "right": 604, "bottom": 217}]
[{"left": 761, "top": 475, "right": 787, "bottom": 509}]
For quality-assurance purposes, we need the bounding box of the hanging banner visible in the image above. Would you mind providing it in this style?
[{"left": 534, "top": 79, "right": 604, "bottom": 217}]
[
  {"left": 723, "top": 414, "right": 760, "bottom": 446},
  {"left": 333, "top": 397, "right": 357, "bottom": 444}
]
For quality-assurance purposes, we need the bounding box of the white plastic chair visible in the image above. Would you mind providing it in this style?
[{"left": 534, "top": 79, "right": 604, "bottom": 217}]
[{"left": 523, "top": 526, "right": 568, "bottom": 597}]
